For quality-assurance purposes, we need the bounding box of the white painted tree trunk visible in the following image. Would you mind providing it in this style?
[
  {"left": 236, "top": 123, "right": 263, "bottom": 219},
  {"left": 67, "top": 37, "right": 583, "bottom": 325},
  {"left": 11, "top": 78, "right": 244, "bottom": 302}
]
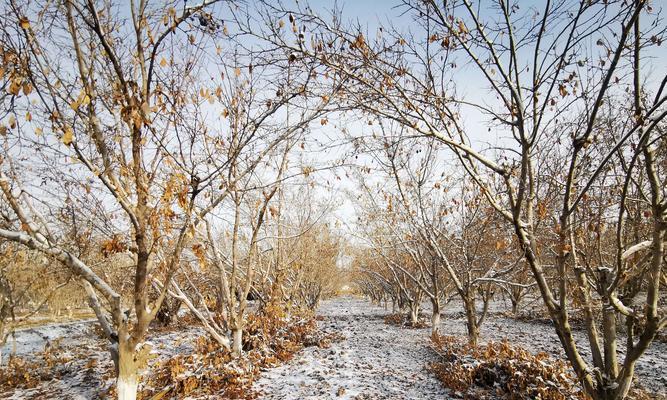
[
  {"left": 232, "top": 328, "right": 243, "bottom": 356},
  {"left": 117, "top": 375, "right": 138, "bottom": 400},
  {"left": 431, "top": 308, "right": 441, "bottom": 335},
  {"left": 409, "top": 305, "right": 419, "bottom": 325},
  {"left": 116, "top": 341, "right": 139, "bottom": 400}
]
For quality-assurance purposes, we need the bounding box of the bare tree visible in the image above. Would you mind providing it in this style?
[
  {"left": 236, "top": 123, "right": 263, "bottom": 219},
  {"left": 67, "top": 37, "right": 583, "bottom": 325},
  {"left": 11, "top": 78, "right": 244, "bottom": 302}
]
[
  {"left": 273, "top": 0, "right": 667, "bottom": 398},
  {"left": 0, "top": 1, "right": 245, "bottom": 398}
]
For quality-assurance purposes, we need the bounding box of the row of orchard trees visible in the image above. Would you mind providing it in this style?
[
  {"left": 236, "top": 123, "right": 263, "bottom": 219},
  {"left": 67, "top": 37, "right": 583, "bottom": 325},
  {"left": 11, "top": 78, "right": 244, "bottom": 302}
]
[
  {"left": 350, "top": 126, "right": 532, "bottom": 344},
  {"left": 256, "top": 0, "right": 665, "bottom": 399},
  {"left": 0, "top": 1, "right": 345, "bottom": 399}
]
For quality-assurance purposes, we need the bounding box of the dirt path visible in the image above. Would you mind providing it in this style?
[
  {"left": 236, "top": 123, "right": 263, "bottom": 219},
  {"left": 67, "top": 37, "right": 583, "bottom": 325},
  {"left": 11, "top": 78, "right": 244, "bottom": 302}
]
[
  {"left": 252, "top": 297, "right": 450, "bottom": 400},
  {"left": 254, "top": 297, "right": 667, "bottom": 399}
]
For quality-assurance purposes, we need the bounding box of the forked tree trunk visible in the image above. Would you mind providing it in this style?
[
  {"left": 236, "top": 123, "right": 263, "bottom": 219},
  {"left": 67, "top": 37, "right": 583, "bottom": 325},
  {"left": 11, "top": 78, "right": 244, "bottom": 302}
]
[
  {"left": 510, "top": 297, "right": 520, "bottom": 316},
  {"left": 409, "top": 303, "right": 420, "bottom": 325}
]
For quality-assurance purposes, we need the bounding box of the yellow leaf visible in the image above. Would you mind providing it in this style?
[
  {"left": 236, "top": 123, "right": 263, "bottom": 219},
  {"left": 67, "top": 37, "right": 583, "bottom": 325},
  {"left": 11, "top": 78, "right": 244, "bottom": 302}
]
[
  {"left": 234, "top": 67, "right": 241, "bottom": 77},
  {"left": 160, "top": 57, "right": 167, "bottom": 67},
  {"left": 35, "top": 127, "right": 42, "bottom": 136},
  {"left": 8, "top": 79, "right": 21, "bottom": 95},
  {"left": 25, "top": 111, "right": 32, "bottom": 122},
  {"left": 458, "top": 20, "right": 468, "bottom": 34},
  {"left": 22, "top": 82, "right": 32, "bottom": 95},
  {"left": 19, "top": 17, "right": 30, "bottom": 30},
  {"left": 62, "top": 126, "right": 74, "bottom": 145},
  {"left": 80, "top": 93, "right": 90, "bottom": 107}
]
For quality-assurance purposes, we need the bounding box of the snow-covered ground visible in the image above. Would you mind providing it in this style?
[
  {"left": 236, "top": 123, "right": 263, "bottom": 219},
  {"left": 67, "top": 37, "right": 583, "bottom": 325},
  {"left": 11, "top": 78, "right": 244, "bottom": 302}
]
[
  {"left": 253, "top": 296, "right": 451, "bottom": 399},
  {"left": 437, "top": 299, "right": 667, "bottom": 397},
  {"left": 254, "top": 296, "right": 667, "bottom": 399},
  {"left": 2, "top": 296, "right": 665, "bottom": 399},
  {"left": 1, "top": 319, "right": 97, "bottom": 361},
  {"left": 1, "top": 323, "right": 206, "bottom": 399}
]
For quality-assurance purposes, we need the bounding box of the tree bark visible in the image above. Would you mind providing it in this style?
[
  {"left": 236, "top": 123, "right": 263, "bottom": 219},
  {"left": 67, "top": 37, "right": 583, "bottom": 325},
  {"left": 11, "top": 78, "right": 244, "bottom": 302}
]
[
  {"left": 409, "top": 302, "right": 420, "bottom": 325},
  {"left": 511, "top": 297, "right": 519, "bottom": 316},
  {"left": 464, "top": 299, "right": 479, "bottom": 346},
  {"left": 232, "top": 327, "right": 243, "bottom": 357},
  {"left": 116, "top": 341, "right": 139, "bottom": 400},
  {"left": 431, "top": 300, "right": 441, "bottom": 335}
]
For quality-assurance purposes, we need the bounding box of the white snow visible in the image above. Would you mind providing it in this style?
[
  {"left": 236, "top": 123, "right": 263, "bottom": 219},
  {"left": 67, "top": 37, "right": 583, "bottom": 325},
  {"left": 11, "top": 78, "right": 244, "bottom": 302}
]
[
  {"left": 2, "top": 297, "right": 665, "bottom": 399},
  {"left": 253, "top": 296, "right": 667, "bottom": 399},
  {"left": 253, "top": 296, "right": 451, "bottom": 399}
]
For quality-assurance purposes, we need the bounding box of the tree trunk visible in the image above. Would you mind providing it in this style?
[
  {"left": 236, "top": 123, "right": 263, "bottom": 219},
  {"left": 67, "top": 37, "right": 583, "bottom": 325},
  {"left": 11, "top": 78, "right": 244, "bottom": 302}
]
[
  {"left": 431, "top": 300, "right": 441, "bottom": 335},
  {"left": 409, "top": 303, "right": 419, "bottom": 325},
  {"left": 464, "top": 299, "right": 479, "bottom": 346},
  {"left": 116, "top": 342, "right": 139, "bottom": 400},
  {"left": 612, "top": 360, "right": 637, "bottom": 400},
  {"left": 232, "top": 328, "right": 243, "bottom": 356},
  {"left": 511, "top": 298, "right": 519, "bottom": 316}
]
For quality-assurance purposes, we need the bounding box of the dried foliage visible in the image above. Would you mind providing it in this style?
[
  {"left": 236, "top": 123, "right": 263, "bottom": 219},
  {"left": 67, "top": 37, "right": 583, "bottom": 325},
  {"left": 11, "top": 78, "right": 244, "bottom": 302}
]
[
  {"left": 383, "top": 313, "right": 428, "bottom": 329},
  {"left": 0, "top": 349, "right": 68, "bottom": 390},
  {"left": 428, "top": 334, "right": 587, "bottom": 400},
  {"left": 138, "top": 305, "right": 338, "bottom": 399},
  {"left": 0, "top": 339, "right": 111, "bottom": 396}
]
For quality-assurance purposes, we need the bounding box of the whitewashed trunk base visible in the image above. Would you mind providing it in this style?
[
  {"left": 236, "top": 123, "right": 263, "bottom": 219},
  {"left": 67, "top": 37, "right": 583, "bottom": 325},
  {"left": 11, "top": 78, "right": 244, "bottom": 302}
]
[{"left": 117, "top": 375, "right": 138, "bottom": 400}]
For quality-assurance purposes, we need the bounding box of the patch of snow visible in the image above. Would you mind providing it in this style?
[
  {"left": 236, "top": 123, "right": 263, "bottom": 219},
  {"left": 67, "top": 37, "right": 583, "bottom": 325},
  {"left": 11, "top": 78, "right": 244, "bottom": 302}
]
[{"left": 253, "top": 296, "right": 452, "bottom": 399}]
